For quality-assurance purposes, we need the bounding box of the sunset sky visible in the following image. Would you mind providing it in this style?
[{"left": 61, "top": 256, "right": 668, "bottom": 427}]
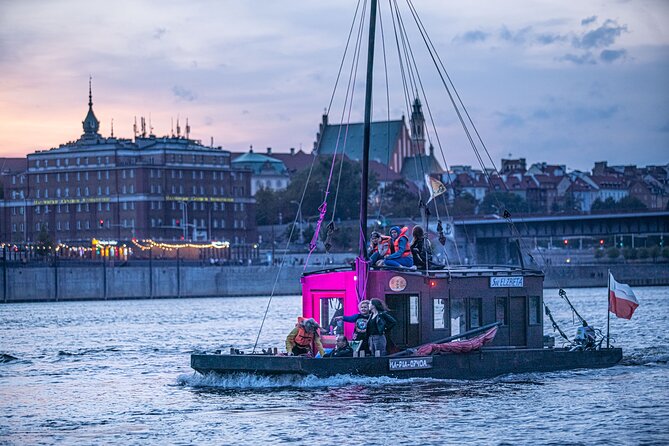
[{"left": 0, "top": 0, "right": 667, "bottom": 171}]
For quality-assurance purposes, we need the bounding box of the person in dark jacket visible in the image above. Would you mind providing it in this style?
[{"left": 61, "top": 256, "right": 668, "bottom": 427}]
[
  {"left": 324, "top": 335, "right": 354, "bottom": 357},
  {"left": 410, "top": 225, "right": 433, "bottom": 270},
  {"left": 366, "top": 298, "right": 397, "bottom": 356}
]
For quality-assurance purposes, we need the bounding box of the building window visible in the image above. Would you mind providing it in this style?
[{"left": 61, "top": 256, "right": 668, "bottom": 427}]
[
  {"left": 85, "top": 220, "right": 90, "bottom": 229},
  {"left": 97, "top": 171, "right": 101, "bottom": 180},
  {"left": 213, "top": 220, "right": 218, "bottom": 228},
  {"left": 12, "top": 223, "right": 17, "bottom": 232},
  {"left": 98, "top": 187, "right": 102, "bottom": 196},
  {"left": 84, "top": 187, "right": 89, "bottom": 196},
  {"left": 85, "top": 172, "right": 89, "bottom": 180},
  {"left": 106, "top": 171, "right": 109, "bottom": 180},
  {"left": 129, "top": 169, "right": 134, "bottom": 178}
]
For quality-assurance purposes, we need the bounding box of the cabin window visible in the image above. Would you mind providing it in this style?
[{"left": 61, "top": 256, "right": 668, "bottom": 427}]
[
  {"left": 433, "top": 299, "right": 447, "bottom": 330},
  {"left": 496, "top": 297, "right": 508, "bottom": 325},
  {"left": 529, "top": 296, "right": 541, "bottom": 325},
  {"left": 320, "top": 298, "right": 344, "bottom": 335},
  {"left": 450, "top": 298, "right": 466, "bottom": 336},
  {"left": 409, "top": 295, "right": 419, "bottom": 324},
  {"left": 469, "top": 299, "right": 482, "bottom": 329}
]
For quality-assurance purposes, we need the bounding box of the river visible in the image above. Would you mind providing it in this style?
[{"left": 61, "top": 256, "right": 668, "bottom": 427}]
[{"left": 1, "top": 287, "right": 668, "bottom": 445}]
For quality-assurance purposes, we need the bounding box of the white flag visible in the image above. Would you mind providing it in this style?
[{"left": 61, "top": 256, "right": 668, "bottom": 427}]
[{"left": 425, "top": 174, "right": 447, "bottom": 203}]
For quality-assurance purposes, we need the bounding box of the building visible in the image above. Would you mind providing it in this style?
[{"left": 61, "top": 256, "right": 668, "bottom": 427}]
[
  {"left": 0, "top": 83, "right": 256, "bottom": 247},
  {"left": 231, "top": 148, "right": 289, "bottom": 195},
  {"left": 314, "top": 98, "right": 429, "bottom": 174}
]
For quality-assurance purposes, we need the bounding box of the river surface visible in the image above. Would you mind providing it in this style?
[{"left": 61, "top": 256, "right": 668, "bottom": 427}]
[{"left": 1, "top": 287, "right": 668, "bottom": 445}]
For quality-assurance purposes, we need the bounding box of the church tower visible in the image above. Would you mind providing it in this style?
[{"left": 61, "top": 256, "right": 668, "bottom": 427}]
[
  {"left": 410, "top": 96, "right": 426, "bottom": 155},
  {"left": 82, "top": 77, "right": 100, "bottom": 139}
]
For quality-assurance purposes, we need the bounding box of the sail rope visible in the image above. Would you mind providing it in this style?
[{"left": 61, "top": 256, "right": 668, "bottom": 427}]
[{"left": 252, "top": 0, "right": 365, "bottom": 352}]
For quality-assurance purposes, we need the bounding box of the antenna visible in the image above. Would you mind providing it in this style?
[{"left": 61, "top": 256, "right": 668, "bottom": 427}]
[
  {"left": 176, "top": 116, "right": 181, "bottom": 138},
  {"left": 149, "top": 113, "right": 154, "bottom": 136},
  {"left": 171, "top": 118, "right": 174, "bottom": 137},
  {"left": 185, "top": 118, "right": 190, "bottom": 139},
  {"left": 133, "top": 116, "right": 138, "bottom": 139},
  {"left": 210, "top": 136, "right": 214, "bottom": 147},
  {"left": 111, "top": 118, "right": 114, "bottom": 138},
  {"left": 140, "top": 117, "right": 146, "bottom": 137}
]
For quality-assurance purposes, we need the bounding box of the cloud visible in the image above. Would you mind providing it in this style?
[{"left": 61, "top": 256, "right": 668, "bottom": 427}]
[
  {"left": 153, "top": 28, "right": 167, "bottom": 40},
  {"left": 599, "top": 49, "right": 627, "bottom": 63},
  {"left": 457, "top": 30, "right": 490, "bottom": 43},
  {"left": 581, "top": 16, "right": 597, "bottom": 26},
  {"left": 536, "top": 33, "right": 568, "bottom": 45},
  {"left": 172, "top": 85, "right": 196, "bottom": 101},
  {"left": 559, "top": 52, "right": 596, "bottom": 65},
  {"left": 499, "top": 26, "right": 533, "bottom": 45},
  {"left": 574, "top": 19, "right": 627, "bottom": 49},
  {"left": 496, "top": 112, "right": 525, "bottom": 128}
]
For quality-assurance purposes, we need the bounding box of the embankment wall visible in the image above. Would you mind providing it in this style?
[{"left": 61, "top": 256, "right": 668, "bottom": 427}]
[{"left": 1, "top": 262, "right": 667, "bottom": 303}]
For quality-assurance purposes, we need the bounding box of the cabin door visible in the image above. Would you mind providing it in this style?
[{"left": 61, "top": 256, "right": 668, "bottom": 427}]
[
  {"left": 385, "top": 294, "right": 420, "bottom": 350},
  {"left": 509, "top": 297, "right": 527, "bottom": 347}
]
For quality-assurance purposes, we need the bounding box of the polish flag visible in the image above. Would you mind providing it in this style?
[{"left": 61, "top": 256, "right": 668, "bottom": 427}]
[{"left": 609, "top": 273, "right": 639, "bottom": 320}]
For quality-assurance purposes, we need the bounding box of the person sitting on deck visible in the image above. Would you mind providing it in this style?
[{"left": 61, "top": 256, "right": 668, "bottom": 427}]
[
  {"left": 285, "top": 317, "right": 325, "bottom": 357},
  {"left": 324, "top": 335, "right": 354, "bottom": 357},
  {"left": 410, "top": 225, "right": 433, "bottom": 270},
  {"left": 574, "top": 321, "right": 596, "bottom": 350},
  {"left": 383, "top": 226, "right": 414, "bottom": 268},
  {"left": 336, "top": 299, "right": 371, "bottom": 354},
  {"left": 368, "top": 231, "right": 393, "bottom": 266}
]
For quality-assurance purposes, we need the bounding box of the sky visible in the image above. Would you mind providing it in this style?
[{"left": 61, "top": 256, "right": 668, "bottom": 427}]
[{"left": 0, "top": 0, "right": 667, "bottom": 172}]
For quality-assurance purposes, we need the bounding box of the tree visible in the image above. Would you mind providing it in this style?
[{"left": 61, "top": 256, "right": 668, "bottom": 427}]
[
  {"left": 255, "top": 187, "right": 280, "bottom": 225},
  {"left": 36, "top": 224, "right": 53, "bottom": 257},
  {"left": 451, "top": 192, "right": 478, "bottom": 216},
  {"left": 377, "top": 179, "right": 420, "bottom": 218},
  {"left": 592, "top": 196, "right": 647, "bottom": 211},
  {"left": 606, "top": 247, "right": 620, "bottom": 260},
  {"left": 479, "top": 191, "right": 532, "bottom": 215}
]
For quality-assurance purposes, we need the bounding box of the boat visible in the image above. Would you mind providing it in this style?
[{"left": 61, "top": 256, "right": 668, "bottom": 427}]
[{"left": 191, "top": 0, "right": 623, "bottom": 379}]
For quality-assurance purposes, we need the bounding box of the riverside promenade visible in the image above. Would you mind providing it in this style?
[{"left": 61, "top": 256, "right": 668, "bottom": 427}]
[{"left": 1, "top": 260, "right": 668, "bottom": 302}]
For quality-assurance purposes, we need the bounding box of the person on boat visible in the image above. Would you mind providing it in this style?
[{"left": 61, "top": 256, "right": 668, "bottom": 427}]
[
  {"left": 324, "top": 335, "right": 354, "bottom": 358},
  {"left": 383, "top": 226, "right": 414, "bottom": 268},
  {"left": 285, "top": 317, "right": 325, "bottom": 357},
  {"left": 367, "top": 298, "right": 397, "bottom": 356},
  {"left": 410, "top": 225, "right": 433, "bottom": 270},
  {"left": 368, "top": 231, "right": 392, "bottom": 266},
  {"left": 574, "top": 321, "right": 596, "bottom": 350},
  {"left": 337, "top": 299, "right": 371, "bottom": 354}
]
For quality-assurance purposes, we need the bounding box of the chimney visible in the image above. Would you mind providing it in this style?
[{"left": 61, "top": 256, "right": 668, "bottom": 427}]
[
  {"left": 290, "top": 147, "right": 295, "bottom": 155},
  {"left": 266, "top": 147, "right": 272, "bottom": 155}
]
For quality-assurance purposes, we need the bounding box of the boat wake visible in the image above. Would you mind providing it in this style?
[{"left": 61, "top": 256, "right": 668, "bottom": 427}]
[
  {"left": 621, "top": 346, "right": 669, "bottom": 366},
  {"left": 56, "top": 347, "right": 120, "bottom": 357},
  {"left": 177, "top": 371, "right": 433, "bottom": 389}
]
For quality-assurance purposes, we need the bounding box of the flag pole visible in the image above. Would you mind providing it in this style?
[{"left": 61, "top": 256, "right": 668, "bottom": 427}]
[{"left": 606, "top": 269, "right": 611, "bottom": 348}]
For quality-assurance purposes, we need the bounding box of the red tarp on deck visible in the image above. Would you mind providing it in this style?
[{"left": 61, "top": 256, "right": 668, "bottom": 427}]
[{"left": 416, "top": 325, "right": 499, "bottom": 356}]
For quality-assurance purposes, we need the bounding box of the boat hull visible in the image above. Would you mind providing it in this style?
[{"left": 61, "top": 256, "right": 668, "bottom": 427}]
[{"left": 191, "top": 347, "right": 623, "bottom": 380}]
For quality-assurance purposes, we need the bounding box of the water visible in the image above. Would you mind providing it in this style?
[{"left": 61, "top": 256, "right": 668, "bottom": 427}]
[{"left": 1, "top": 287, "right": 668, "bottom": 445}]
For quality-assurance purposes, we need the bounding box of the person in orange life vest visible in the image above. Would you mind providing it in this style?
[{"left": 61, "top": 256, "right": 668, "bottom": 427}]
[
  {"left": 285, "top": 317, "right": 325, "bottom": 357},
  {"left": 368, "top": 231, "right": 392, "bottom": 266},
  {"left": 383, "top": 226, "right": 414, "bottom": 268}
]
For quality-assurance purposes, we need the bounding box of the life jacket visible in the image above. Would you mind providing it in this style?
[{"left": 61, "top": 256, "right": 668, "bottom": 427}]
[
  {"left": 294, "top": 317, "right": 317, "bottom": 347},
  {"left": 371, "top": 235, "right": 392, "bottom": 256},
  {"left": 393, "top": 227, "right": 412, "bottom": 258}
]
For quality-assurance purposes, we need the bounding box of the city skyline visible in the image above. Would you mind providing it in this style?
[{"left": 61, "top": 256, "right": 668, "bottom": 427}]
[{"left": 0, "top": 0, "right": 667, "bottom": 171}]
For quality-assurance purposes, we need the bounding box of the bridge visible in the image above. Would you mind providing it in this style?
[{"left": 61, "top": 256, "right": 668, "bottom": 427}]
[{"left": 452, "top": 211, "right": 669, "bottom": 264}]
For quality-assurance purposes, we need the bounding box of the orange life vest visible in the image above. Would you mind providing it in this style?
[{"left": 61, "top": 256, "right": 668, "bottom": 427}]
[
  {"left": 294, "top": 317, "right": 318, "bottom": 347},
  {"left": 393, "top": 227, "right": 412, "bottom": 257},
  {"left": 371, "top": 235, "right": 392, "bottom": 256}
]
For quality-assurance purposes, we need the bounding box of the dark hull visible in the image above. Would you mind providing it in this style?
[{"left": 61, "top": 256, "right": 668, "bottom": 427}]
[{"left": 191, "top": 347, "right": 623, "bottom": 380}]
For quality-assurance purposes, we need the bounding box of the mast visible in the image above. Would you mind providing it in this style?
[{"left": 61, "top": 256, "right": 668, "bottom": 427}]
[{"left": 359, "top": 0, "right": 378, "bottom": 259}]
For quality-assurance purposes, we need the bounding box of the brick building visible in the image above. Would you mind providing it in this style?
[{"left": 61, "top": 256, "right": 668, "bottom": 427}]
[{"left": 0, "top": 85, "right": 256, "bottom": 247}]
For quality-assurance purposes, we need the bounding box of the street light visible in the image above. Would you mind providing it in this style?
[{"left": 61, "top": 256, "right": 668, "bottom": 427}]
[{"left": 290, "top": 200, "right": 304, "bottom": 244}]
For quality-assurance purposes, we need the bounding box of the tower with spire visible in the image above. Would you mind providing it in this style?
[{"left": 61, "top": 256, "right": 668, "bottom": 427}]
[
  {"left": 410, "top": 96, "right": 426, "bottom": 155},
  {"left": 82, "top": 76, "right": 101, "bottom": 140}
]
